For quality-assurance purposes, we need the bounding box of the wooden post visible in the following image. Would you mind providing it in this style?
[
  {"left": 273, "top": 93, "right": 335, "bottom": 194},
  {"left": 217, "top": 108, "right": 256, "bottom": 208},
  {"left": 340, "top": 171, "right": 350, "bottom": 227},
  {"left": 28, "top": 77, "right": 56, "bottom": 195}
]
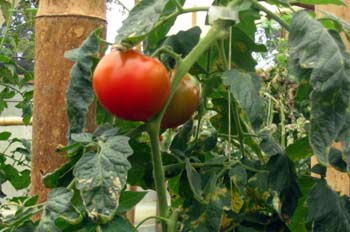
[
  {"left": 314, "top": 1, "right": 350, "bottom": 195},
  {"left": 31, "top": 0, "right": 106, "bottom": 205}
]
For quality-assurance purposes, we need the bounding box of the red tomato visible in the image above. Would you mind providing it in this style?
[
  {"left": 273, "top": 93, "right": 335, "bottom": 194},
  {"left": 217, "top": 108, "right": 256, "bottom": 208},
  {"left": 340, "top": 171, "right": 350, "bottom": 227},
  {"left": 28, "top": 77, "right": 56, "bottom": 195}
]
[
  {"left": 161, "top": 73, "right": 200, "bottom": 128},
  {"left": 93, "top": 49, "right": 171, "bottom": 121}
]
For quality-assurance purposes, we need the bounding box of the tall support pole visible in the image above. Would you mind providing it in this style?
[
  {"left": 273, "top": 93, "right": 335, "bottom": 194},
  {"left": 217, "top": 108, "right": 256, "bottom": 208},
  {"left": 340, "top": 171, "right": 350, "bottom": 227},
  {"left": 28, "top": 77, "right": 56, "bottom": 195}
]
[{"left": 31, "top": 0, "right": 106, "bottom": 205}]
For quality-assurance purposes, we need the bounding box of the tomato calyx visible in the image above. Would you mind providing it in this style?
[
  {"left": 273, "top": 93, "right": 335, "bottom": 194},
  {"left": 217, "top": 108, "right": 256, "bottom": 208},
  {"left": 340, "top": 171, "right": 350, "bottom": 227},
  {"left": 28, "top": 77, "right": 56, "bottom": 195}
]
[{"left": 111, "top": 43, "right": 132, "bottom": 52}]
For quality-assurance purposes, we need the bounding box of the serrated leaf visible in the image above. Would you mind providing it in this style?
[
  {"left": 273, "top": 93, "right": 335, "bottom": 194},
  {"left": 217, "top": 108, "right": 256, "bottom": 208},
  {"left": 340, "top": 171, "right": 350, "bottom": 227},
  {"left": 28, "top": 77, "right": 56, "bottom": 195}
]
[
  {"left": 115, "top": 0, "right": 170, "bottom": 44},
  {"left": 3, "top": 165, "right": 30, "bottom": 190},
  {"left": 185, "top": 159, "right": 204, "bottom": 202},
  {"left": 65, "top": 28, "right": 102, "bottom": 136},
  {"left": 36, "top": 188, "right": 82, "bottom": 232},
  {"left": 73, "top": 135, "right": 133, "bottom": 223},
  {"left": 116, "top": 191, "right": 147, "bottom": 213},
  {"left": 183, "top": 187, "right": 231, "bottom": 232},
  {"left": 289, "top": 11, "right": 350, "bottom": 165},
  {"left": 222, "top": 70, "right": 265, "bottom": 130},
  {"left": 307, "top": 180, "right": 350, "bottom": 231}
]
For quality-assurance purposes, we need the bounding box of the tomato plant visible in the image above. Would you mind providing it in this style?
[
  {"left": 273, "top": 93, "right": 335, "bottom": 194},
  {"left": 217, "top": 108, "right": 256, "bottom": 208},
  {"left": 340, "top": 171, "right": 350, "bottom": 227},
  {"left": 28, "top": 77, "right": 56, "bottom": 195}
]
[
  {"left": 2, "top": 0, "right": 350, "bottom": 232},
  {"left": 92, "top": 49, "right": 171, "bottom": 121},
  {"left": 161, "top": 72, "right": 200, "bottom": 128}
]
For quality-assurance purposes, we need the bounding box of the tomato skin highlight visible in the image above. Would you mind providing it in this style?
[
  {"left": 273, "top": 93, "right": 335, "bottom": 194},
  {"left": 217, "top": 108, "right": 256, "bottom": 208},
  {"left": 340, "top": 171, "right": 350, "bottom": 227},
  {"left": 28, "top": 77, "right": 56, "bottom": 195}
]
[
  {"left": 161, "top": 73, "right": 200, "bottom": 129},
  {"left": 92, "top": 49, "right": 171, "bottom": 121}
]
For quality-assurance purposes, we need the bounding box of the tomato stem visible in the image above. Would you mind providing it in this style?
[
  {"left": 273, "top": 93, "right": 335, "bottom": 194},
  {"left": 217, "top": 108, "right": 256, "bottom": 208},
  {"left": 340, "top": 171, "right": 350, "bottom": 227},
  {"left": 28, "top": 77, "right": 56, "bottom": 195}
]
[
  {"left": 151, "top": 46, "right": 182, "bottom": 63},
  {"left": 251, "top": 0, "right": 290, "bottom": 31},
  {"left": 146, "top": 122, "right": 169, "bottom": 231},
  {"left": 148, "top": 20, "right": 232, "bottom": 232}
]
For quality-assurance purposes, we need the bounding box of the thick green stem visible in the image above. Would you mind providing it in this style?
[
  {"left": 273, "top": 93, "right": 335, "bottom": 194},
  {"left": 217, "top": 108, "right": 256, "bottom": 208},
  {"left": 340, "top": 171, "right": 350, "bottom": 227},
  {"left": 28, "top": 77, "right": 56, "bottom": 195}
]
[
  {"left": 146, "top": 122, "right": 169, "bottom": 232},
  {"left": 251, "top": 0, "right": 290, "bottom": 31},
  {"left": 231, "top": 101, "right": 246, "bottom": 157},
  {"left": 154, "top": 22, "right": 230, "bottom": 123},
  {"left": 147, "top": 20, "right": 230, "bottom": 232}
]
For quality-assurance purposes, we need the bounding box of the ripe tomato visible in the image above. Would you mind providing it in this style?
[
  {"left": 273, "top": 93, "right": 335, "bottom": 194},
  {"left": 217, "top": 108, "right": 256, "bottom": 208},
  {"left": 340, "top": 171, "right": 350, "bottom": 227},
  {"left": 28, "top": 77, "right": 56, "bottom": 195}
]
[
  {"left": 92, "top": 49, "right": 171, "bottom": 121},
  {"left": 161, "top": 73, "right": 200, "bottom": 128}
]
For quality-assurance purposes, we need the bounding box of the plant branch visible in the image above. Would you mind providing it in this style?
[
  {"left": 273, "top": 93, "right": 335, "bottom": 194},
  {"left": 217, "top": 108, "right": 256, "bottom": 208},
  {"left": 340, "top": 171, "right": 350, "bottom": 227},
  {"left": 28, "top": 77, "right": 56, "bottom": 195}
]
[
  {"left": 135, "top": 216, "right": 170, "bottom": 230},
  {"left": 151, "top": 6, "right": 209, "bottom": 36},
  {"left": 151, "top": 46, "right": 182, "bottom": 63},
  {"left": 251, "top": 0, "right": 290, "bottom": 31},
  {"left": 0, "top": 0, "right": 15, "bottom": 49}
]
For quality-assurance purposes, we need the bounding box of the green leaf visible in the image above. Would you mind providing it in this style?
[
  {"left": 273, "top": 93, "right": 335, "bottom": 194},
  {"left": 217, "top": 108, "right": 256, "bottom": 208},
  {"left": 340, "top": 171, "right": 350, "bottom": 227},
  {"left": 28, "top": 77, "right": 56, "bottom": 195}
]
[
  {"left": 310, "top": 163, "right": 327, "bottom": 177},
  {"left": 185, "top": 159, "right": 204, "bottom": 202},
  {"left": 127, "top": 140, "right": 154, "bottom": 190},
  {"left": 116, "top": 191, "right": 147, "bottom": 213},
  {"left": 43, "top": 156, "right": 81, "bottom": 188},
  {"left": 328, "top": 147, "right": 347, "bottom": 172},
  {"left": 288, "top": 176, "right": 316, "bottom": 232},
  {"left": 0, "top": 196, "right": 39, "bottom": 231},
  {"left": 73, "top": 135, "right": 133, "bottom": 223},
  {"left": 307, "top": 180, "right": 350, "bottom": 231},
  {"left": 183, "top": 187, "right": 231, "bottom": 232},
  {"left": 170, "top": 120, "right": 193, "bottom": 154},
  {"left": 144, "top": 0, "right": 185, "bottom": 52},
  {"left": 0, "top": 0, "right": 10, "bottom": 24},
  {"left": 318, "top": 12, "right": 350, "bottom": 42},
  {"left": 115, "top": 0, "right": 170, "bottom": 44},
  {"left": 161, "top": 27, "right": 201, "bottom": 68},
  {"left": 285, "top": 137, "right": 313, "bottom": 162},
  {"left": 0, "top": 131, "right": 11, "bottom": 140},
  {"left": 222, "top": 70, "right": 265, "bottom": 130},
  {"left": 260, "top": 132, "right": 300, "bottom": 219},
  {"left": 229, "top": 165, "right": 247, "bottom": 193},
  {"left": 99, "top": 215, "right": 136, "bottom": 232},
  {"left": 230, "top": 27, "right": 266, "bottom": 71},
  {"left": 71, "top": 133, "right": 93, "bottom": 144},
  {"left": 335, "top": 112, "right": 350, "bottom": 171},
  {"left": 3, "top": 165, "right": 30, "bottom": 190},
  {"left": 65, "top": 28, "right": 102, "bottom": 136},
  {"left": 289, "top": 11, "right": 350, "bottom": 165},
  {"left": 36, "top": 188, "right": 82, "bottom": 232},
  {"left": 267, "top": 152, "right": 301, "bottom": 218}
]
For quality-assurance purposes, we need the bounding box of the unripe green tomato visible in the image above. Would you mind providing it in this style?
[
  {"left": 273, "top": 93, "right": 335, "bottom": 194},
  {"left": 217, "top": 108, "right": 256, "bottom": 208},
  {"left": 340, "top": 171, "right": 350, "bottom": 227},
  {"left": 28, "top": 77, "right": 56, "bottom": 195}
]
[
  {"left": 161, "top": 73, "right": 200, "bottom": 128},
  {"left": 92, "top": 49, "right": 171, "bottom": 122}
]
